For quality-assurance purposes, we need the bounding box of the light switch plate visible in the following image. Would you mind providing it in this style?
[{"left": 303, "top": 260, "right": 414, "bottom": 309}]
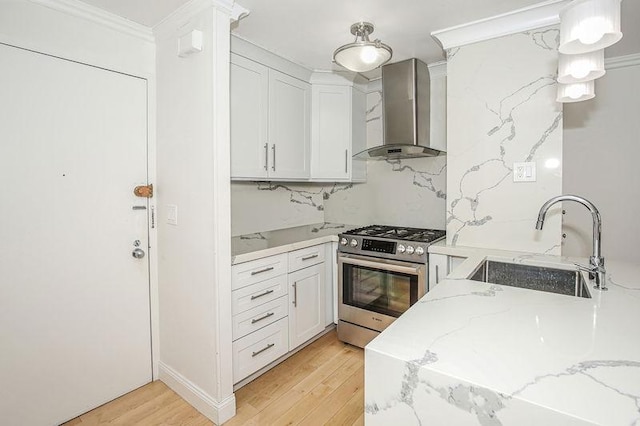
[
  {"left": 513, "top": 162, "right": 536, "bottom": 182},
  {"left": 167, "top": 204, "right": 178, "bottom": 226}
]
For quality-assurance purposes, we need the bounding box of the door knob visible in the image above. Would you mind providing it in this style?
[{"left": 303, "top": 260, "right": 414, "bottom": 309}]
[{"left": 132, "top": 248, "right": 146, "bottom": 259}]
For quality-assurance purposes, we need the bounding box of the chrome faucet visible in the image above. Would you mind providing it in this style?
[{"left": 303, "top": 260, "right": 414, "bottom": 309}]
[{"left": 535, "top": 195, "right": 606, "bottom": 290}]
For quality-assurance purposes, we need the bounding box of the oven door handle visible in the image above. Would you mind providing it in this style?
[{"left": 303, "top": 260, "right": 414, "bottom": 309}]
[{"left": 339, "top": 256, "right": 422, "bottom": 275}]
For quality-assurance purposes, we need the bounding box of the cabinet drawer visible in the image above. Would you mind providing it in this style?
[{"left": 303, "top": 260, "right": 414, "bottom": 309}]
[
  {"left": 232, "top": 295, "right": 288, "bottom": 341},
  {"left": 232, "top": 274, "right": 288, "bottom": 315},
  {"left": 288, "top": 244, "right": 325, "bottom": 272},
  {"left": 232, "top": 253, "right": 288, "bottom": 290},
  {"left": 232, "top": 318, "right": 288, "bottom": 383}
]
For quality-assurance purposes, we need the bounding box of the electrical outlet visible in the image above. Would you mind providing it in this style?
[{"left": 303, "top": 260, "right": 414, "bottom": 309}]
[{"left": 513, "top": 162, "right": 536, "bottom": 182}]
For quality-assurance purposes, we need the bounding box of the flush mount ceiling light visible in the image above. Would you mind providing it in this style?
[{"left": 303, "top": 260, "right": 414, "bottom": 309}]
[
  {"left": 559, "top": 0, "right": 622, "bottom": 54},
  {"left": 333, "top": 22, "right": 392, "bottom": 73},
  {"left": 558, "top": 50, "right": 605, "bottom": 83},
  {"left": 557, "top": 80, "right": 595, "bottom": 103}
]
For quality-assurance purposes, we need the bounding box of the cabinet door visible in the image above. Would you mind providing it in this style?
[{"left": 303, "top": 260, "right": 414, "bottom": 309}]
[
  {"left": 351, "top": 87, "right": 367, "bottom": 182},
  {"left": 268, "top": 69, "right": 311, "bottom": 180},
  {"left": 428, "top": 253, "right": 449, "bottom": 291},
  {"left": 311, "top": 85, "right": 351, "bottom": 181},
  {"left": 231, "top": 55, "right": 269, "bottom": 179},
  {"left": 288, "top": 263, "right": 326, "bottom": 350}
]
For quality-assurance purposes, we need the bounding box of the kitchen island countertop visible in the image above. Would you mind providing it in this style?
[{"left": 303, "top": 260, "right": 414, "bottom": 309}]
[{"left": 365, "top": 244, "right": 640, "bottom": 425}]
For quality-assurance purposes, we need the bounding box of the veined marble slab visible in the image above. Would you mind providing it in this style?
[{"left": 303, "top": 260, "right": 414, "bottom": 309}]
[
  {"left": 231, "top": 222, "right": 359, "bottom": 264},
  {"left": 366, "top": 247, "right": 640, "bottom": 425}
]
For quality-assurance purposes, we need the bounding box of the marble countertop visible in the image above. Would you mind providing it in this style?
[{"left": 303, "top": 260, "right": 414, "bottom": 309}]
[
  {"left": 231, "top": 222, "right": 359, "bottom": 265},
  {"left": 365, "top": 246, "right": 640, "bottom": 425}
]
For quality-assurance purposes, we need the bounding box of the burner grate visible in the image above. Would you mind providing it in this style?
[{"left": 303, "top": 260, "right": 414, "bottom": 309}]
[{"left": 344, "top": 225, "right": 445, "bottom": 244}]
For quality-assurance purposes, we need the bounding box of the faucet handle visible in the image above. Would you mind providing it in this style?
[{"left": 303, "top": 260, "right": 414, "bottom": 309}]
[
  {"left": 574, "top": 262, "right": 594, "bottom": 273},
  {"left": 574, "top": 262, "right": 607, "bottom": 291}
]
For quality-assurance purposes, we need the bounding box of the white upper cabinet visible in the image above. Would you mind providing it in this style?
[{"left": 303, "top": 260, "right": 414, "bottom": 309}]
[
  {"left": 310, "top": 82, "right": 367, "bottom": 182},
  {"left": 231, "top": 54, "right": 311, "bottom": 181},
  {"left": 231, "top": 55, "right": 269, "bottom": 179},
  {"left": 268, "top": 70, "right": 311, "bottom": 180},
  {"left": 311, "top": 85, "right": 350, "bottom": 181},
  {"left": 230, "top": 37, "right": 368, "bottom": 182}
]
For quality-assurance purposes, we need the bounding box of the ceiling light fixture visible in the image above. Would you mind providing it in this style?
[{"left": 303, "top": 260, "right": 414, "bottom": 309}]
[
  {"left": 558, "top": 50, "right": 605, "bottom": 83},
  {"left": 333, "top": 22, "right": 392, "bottom": 73},
  {"left": 559, "top": 0, "right": 622, "bottom": 54},
  {"left": 556, "top": 81, "right": 595, "bottom": 103}
]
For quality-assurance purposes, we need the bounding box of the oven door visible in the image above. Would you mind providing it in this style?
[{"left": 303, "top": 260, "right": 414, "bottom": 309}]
[{"left": 338, "top": 253, "right": 426, "bottom": 332}]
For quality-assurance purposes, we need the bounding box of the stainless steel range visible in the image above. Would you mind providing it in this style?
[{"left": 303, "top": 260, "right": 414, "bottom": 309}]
[{"left": 337, "top": 225, "right": 446, "bottom": 348}]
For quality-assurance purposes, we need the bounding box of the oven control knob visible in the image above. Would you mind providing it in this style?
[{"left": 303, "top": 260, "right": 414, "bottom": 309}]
[
  {"left": 406, "top": 245, "right": 415, "bottom": 255},
  {"left": 350, "top": 239, "right": 358, "bottom": 247},
  {"left": 340, "top": 237, "right": 348, "bottom": 246},
  {"left": 397, "top": 244, "right": 406, "bottom": 253},
  {"left": 415, "top": 246, "right": 425, "bottom": 256}
]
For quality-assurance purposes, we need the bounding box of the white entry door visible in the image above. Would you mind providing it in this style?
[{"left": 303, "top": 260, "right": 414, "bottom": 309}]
[{"left": 0, "top": 44, "right": 152, "bottom": 425}]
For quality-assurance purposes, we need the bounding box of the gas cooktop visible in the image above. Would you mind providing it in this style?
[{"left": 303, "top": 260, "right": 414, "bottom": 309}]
[
  {"left": 338, "top": 225, "right": 446, "bottom": 262},
  {"left": 343, "top": 225, "right": 446, "bottom": 243}
]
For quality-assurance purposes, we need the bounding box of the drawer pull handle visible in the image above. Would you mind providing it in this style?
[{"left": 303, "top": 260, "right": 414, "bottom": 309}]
[
  {"left": 301, "top": 254, "right": 319, "bottom": 261},
  {"left": 251, "top": 312, "right": 275, "bottom": 324},
  {"left": 252, "top": 343, "right": 275, "bottom": 357},
  {"left": 250, "top": 289, "right": 274, "bottom": 300},
  {"left": 251, "top": 266, "right": 274, "bottom": 276}
]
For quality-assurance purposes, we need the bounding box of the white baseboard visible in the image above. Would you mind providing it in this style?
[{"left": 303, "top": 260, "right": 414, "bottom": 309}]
[{"left": 158, "top": 362, "right": 236, "bottom": 424}]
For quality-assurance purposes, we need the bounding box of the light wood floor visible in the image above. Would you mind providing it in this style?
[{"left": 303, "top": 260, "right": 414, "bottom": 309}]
[{"left": 64, "top": 330, "right": 364, "bottom": 425}]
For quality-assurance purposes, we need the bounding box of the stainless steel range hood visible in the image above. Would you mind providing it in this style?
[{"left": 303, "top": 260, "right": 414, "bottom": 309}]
[{"left": 355, "top": 58, "right": 445, "bottom": 159}]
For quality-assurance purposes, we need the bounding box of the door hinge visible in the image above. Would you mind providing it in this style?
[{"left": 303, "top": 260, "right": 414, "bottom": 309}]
[{"left": 134, "top": 184, "right": 153, "bottom": 198}]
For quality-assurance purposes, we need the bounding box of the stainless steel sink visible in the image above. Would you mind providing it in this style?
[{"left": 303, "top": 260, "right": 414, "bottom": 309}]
[{"left": 469, "top": 260, "right": 591, "bottom": 298}]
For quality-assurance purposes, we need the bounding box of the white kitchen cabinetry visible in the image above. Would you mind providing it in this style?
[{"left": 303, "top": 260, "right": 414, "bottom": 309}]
[
  {"left": 230, "top": 55, "right": 269, "bottom": 179},
  {"left": 310, "top": 84, "right": 366, "bottom": 182},
  {"left": 231, "top": 243, "right": 332, "bottom": 384},
  {"left": 288, "top": 262, "right": 325, "bottom": 350},
  {"left": 230, "top": 54, "right": 310, "bottom": 180},
  {"left": 428, "top": 253, "right": 467, "bottom": 291},
  {"left": 231, "top": 253, "right": 290, "bottom": 383}
]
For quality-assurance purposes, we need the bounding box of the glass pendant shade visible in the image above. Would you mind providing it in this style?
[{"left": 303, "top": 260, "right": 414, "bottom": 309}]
[
  {"left": 333, "top": 22, "right": 392, "bottom": 73},
  {"left": 558, "top": 50, "right": 605, "bottom": 83},
  {"left": 557, "top": 81, "right": 595, "bottom": 103},
  {"left": 559, "top": 0, "right": 622, "bottom": 54}
]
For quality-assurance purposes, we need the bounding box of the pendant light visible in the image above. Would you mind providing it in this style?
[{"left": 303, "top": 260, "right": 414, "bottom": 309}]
[
  {"left": 557, "top": 81, "right": 595, "bottom": 103},
  {"left": 333, "top": 22, "right": 392, "bottom": 73},
  {"left": 558, "top": 50, "right": 605, "bottom": 83},
  {"left": 559, "top": 0, "right": 622, "bottom": 54}
]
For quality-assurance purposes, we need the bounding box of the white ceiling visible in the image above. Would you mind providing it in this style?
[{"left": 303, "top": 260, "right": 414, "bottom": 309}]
[{"left": 81, "top": 0, "right": 639, "bottom": 73}]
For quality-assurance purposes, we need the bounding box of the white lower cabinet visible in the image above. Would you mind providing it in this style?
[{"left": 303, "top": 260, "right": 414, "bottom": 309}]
[
  {"left": 288, "top": 262, "right": 326, "bottom": 350},
  {"left": 232, "top": 296, "right": 288, "bottom": 340},
  {"left": 232, "top": 318, "right": 289, "bottom": 383},
  {"left": 231, "top": 242, "right": 333, "bottom": 384},
  {"left": 428, "top": 253, "right": 467, "bottom": 291}
]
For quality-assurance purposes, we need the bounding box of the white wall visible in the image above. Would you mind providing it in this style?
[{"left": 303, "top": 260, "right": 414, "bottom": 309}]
[
  {"left": 446, "top": 27, "right": 563, "bottom": 254},
  {"left": 563, "top": 59, "right": 640, "bottom": 263},
  {"left": 155, "top": 1, "right": 234, "bottom": 423},
  {"left": 0, "top": 0, "right": 155, "bottom": 78}
]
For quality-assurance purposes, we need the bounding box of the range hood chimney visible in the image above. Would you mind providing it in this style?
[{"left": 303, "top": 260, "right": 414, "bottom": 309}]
[{"left": 356, "top": 58, "right": 445, "bottom": 159}]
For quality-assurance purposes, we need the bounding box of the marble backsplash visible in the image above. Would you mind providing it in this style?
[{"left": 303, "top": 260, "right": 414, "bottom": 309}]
[
  {"left": 231, "top": 156, "right": 447, "bottom": 236},
  {"left": 446, "top": 27, "right": 563, "bottom": 254}
]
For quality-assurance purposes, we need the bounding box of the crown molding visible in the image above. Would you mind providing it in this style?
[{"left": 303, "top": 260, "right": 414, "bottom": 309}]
[
  {"left": 431, "top": 0, "right": 570, "bottom": 50},
  {"left": 428, "top": 60, "right": 447, "bottom": 78},
  {"left": 154, "top": 0, "right": 236, "bottom": 38},
  {"left": 605, "top": 53, "right": 640, "bottom": 70},
  {"left": 29, "top": 0, "right": 154, "bottom": 43}
]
